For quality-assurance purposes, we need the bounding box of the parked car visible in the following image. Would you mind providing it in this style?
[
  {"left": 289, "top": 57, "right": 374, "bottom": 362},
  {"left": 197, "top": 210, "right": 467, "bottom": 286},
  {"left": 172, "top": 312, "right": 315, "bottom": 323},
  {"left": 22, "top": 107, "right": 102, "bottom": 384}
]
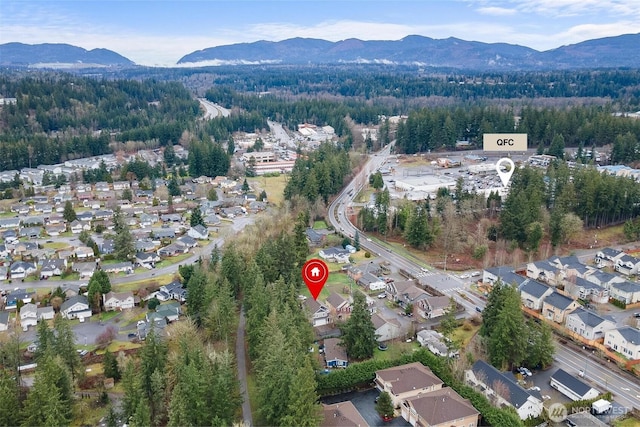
[
  {"left": 377, "top": 292, "right": 387, "bottom": 299},
  {"left": 518, "top": 367, "right": 532, "bottom": 377},
  {"left": 634, "top": 312, "right": 640, "bottom": 318}
]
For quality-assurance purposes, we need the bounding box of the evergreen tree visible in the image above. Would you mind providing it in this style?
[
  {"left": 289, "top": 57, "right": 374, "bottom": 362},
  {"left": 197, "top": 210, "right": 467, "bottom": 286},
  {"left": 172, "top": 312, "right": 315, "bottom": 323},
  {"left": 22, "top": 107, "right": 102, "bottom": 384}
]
[
  {"left": 87, "top": 270, "right": 111, "bottom": 312},
  {"left": 163, "top": 144, "right": 176, "bottom": 167},
  {"left": 167, "top": 175, "right": 181, "bottom": 196},
  {"left": 103, "top": 350, "right": 121, "bottom": 381},
  {"left": 189, "top": 205, "right": 206, "bottom": 228},
  {"left": 375, "top": 391, "right": 394, "bottom": 419},
  {"left": 485, "top": 284, "right": 528, "bottom": 370},
  {"left": 280, "top": 358, "right": 322, "bottom": 427},
  {"left": 242, "top": 178, "right": 250, "bottom": 194},
  {"left": 62, "top": 200, "right": 76, "bottom": 223},
  {"left": 404, "top": 204, "right": 433, "bottom": 248},
  {"left": 0, "top": 369, "right": 21, "bottom": 426},
  {"left": 340, "top": 292, "right": 377, "bottom": 359},
  {"left": 53, "top": 316, "right": 82, "bottom": 382},
  {"left": 354, "top": 230, "right": 361, "bottom": 251},
  {"left": 113, "top": 208, "right": 134, "bottom": 261},
  {"left": 207, "top": 187, "right": 218, "bottom": 201},
  {"left": 21, "top": 355, "right": 73, "bottom": 427}
]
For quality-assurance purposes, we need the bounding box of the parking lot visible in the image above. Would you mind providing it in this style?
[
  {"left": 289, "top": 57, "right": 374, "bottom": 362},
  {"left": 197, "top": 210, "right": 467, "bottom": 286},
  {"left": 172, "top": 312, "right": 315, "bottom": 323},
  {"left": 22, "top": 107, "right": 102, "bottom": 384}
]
[{"left": 321, "top": 388, "right": 410, "bottom": 427}]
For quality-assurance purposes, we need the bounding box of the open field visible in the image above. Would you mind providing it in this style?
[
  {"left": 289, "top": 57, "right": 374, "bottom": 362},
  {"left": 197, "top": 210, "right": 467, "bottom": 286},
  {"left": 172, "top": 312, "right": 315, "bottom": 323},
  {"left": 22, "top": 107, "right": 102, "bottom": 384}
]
[
  {"left": 112, "top": 273, "right": 175, "bottom": 293},
  {"left": 248, "top": 174, "right": 287, "bottom": 207}
]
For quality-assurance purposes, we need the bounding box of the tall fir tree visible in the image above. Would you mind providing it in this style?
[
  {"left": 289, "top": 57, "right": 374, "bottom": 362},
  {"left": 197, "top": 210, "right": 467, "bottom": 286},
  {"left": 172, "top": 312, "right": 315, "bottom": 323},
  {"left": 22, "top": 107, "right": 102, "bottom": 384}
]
[{"left": 340, "top": 292, "right": 377, "bottom": 359}]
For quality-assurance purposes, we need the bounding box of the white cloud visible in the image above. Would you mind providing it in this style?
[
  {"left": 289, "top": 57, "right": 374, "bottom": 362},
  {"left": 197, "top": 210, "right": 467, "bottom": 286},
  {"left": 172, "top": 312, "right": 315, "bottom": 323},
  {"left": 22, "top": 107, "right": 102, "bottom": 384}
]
[{"left": 477, "top": 6, "right": 517, "bottom": 16}]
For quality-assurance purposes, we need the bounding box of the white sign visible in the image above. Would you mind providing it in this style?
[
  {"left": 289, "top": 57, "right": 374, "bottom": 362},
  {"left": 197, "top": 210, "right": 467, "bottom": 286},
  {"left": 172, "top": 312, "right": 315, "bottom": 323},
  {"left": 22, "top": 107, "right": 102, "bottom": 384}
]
[{"left": 483, "top": 133, "right": 527, "bottom": 151}]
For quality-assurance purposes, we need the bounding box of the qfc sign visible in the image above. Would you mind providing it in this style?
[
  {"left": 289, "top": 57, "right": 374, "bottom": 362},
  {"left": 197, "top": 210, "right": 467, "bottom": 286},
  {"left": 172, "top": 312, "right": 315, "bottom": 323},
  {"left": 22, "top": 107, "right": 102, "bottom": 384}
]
[{"left": 483, "top": 133, "right": 527, "bottom": 151}]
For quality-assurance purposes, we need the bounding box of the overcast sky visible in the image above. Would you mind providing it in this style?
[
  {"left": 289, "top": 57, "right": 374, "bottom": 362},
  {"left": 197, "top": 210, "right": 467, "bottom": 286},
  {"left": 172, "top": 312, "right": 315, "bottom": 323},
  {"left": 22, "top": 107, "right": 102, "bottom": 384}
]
[{"left": 1, "top": 0, "right": 639, "bottom": 66}]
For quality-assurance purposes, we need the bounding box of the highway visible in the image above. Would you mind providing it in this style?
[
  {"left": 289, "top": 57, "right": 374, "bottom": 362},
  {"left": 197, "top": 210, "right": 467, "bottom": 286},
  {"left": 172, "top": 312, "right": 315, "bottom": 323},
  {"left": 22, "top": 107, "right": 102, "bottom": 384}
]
[{"left": 326, "top": 144, "right": 640, "bottom": 411}]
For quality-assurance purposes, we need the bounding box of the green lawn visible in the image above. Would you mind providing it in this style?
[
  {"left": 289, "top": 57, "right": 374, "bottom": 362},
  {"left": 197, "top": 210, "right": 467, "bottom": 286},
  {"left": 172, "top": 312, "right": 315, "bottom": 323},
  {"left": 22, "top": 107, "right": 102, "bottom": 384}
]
[
  {"left": 450, "top": 321, "right": 481, "bottom": 348},
  {"left": 248, "top": 174, "right": 287, "bottom": 207},
  {"left": 313, "top": 220, "right": 328, "bottom": 229},
  {"left": 373, "top": 340, "right": 420, "bottom": 361},
  {"left": 155, "top": 252, "right": 192, "bottom": 268},
  {"left": 112, "top": 273, "right": 175, "bottom": 293}
]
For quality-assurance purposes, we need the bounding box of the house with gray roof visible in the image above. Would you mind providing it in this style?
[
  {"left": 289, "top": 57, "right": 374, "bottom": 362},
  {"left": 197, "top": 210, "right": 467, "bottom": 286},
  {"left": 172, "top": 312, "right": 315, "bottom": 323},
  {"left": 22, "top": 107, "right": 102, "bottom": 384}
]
[
  {"left": 541, "top": 291, "right": 580, "bottom": 323},
  {"left": 0, "top": 217, "right": 21, "bottom": 229},
  {"left": 564, "top": 276, "right": 609, "bottom": 304},
  {"left": 60, "top": 295, "right": 91, "bottom": 320},
  {"left": 605, "top": 326, "right": 640, "bottom": 360},
  {"left": 565, "top": 308, "right": 616, "bottom": 340},
  {"left": 484, "top": 268, "right": 529, "bottom": 287},
  {"left": 305, "top": 228, "right": 324, "bottom": 246},
  {"left": 615, "top": 254, "right": 640, "bottom": 276},
  {"left": 465, "top": 360, "right": 543, "bottom": 420},
  {"left": 302, "top": 298, "right": 329, "bottom": 327},
  {"left": 550, "top": 368, "right": 599, "bottom": 401},
  {"left": 102, "top": 262, "right": 133, "bottom": 275},
  {"left": 19, "top": 303, "right": 38, "bottom": 330},
  {"left": 519, "top": 279, "right": 554, "bottom": 310},
  {"left": 319, "top": 246, "right": 350, "bottom": 264},
  {"left": 595, "top": 247, "right": 625, "bottom": 267},
  {"left": 0, "top": 311, "right": 10, "bottom": 332},
  {"left": 585, "top": 269, "right": 626, "bottom": 289},
  {"left": 609, "top": 281, "right": 640, "bottom": 304},
  {"left": 526, "top": 260, "right": 563, "bottom": 285},
  {"left": 371, "top": 313, "right": 402, "bottom": 342}
]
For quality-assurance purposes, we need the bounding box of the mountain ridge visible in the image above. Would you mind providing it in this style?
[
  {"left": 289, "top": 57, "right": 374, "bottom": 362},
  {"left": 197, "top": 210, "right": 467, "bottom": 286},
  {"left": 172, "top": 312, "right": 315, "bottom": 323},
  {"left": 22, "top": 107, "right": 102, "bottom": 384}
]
[
  {"left": 1, "top": 34, "right": 638, "bottom": 70},
  {"left": 177, "top": 33, "right": 640, "bottom": 70}
]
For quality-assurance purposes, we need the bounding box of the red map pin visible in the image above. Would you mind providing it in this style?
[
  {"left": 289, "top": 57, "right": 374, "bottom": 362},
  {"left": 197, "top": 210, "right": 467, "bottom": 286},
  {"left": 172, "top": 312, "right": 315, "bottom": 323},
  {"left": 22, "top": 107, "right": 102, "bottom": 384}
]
[{"left": 302, "top": 258, "right": 329, "bottom": 300}]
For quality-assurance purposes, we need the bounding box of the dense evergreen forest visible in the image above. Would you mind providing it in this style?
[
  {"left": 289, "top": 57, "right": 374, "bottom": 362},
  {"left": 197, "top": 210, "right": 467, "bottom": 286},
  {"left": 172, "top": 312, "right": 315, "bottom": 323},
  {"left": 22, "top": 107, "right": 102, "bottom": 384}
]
[
  {"left": 2, "top": 67, "right": 640, "bottom": 172},
  {"left": 394, "top": 105, "right": 640, "bottom": 153}
]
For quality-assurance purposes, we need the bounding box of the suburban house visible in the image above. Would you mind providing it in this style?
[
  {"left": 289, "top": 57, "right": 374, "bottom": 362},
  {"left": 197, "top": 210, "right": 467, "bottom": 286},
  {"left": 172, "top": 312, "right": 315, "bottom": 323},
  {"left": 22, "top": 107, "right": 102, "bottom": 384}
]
[
  {"left": 72, "top": 262, "right": 96, "bottom": 279},
  {"left": 609, "top": 281, "right": 640, "bottom": 304},
  {"left": 305, "top": 228, "right": 325, "bottom": 246},
  {"left": 465, "top": 360, "right": 543, "bottom": 421},
  {"left": 60, "top": 295, "right": 92, "bottom": 320},
  {"left": 325, "top": 292, "right": 351, "bottom": 322},
  {"left": 39, "top": 258, "right": 67, "bottom": 279},
  {"left": 615, "top": 254, "right": 640, "bottom": 276},
  {"left": 37, "top": 306, "right": 54, "bottom": 321},
  {"left": 371, "top": 313, "right": 402, "bottom": 342},
  {"left": 102, "top": 262, "right": 134, "bottom": 275},
  {"left": 519, "top": 279, "right": 554, "bottom": 310},
  {"left": 417, "top": 329, "right": 458, "bottom": 358},
  {"left": 321, "top": 402, "right": 368, "bottom": 427},
  {"left": 395, "top": 284, "right": 430, "bottom": 309},
  {"left": 585, "top": 269, "right": 625, "bottom": 289},
  {"left": 74, "top": 246, "right": 95, "bottom": 259},
  {"left": 135, "top": 252, "right": 160, "bottom": 268},
  {"left": 401, "top": 387, "right": 479, "bottom": 427},
  {"left": 357, "top": 272, "right": 386, "bottom": 291},
  {"left": 19, "top": 303, "right": 38, "bottom": 330},
  {"left": 375, "top": 362, "right": 444, "bottom": 408},
  {"left": 415, "top": 295, "right": 451, "bottom": 320},
  {"left": 526, "top": 260, "right": 563, "bottom": 285},
  {"left": 550, "top": 368, "right": 600, "bottom": 401},
  {"left": 549, "top": 255, "right": 592, "bottom": 279},
  {"left": 158, "top": 281, "right": 188, "bottom": 303},
  {"left": 187, "top": 224, "right": 209, "bottom": 240},
  {"left": 5, "top": 289, "right": 34, "bottom": 309},
  {"left": 176, "top": 235, "right": 198, "bottom": 249},
  {"left": 157, "top": 243, "right": 185, "bottom": 257},
  {"left": 319, "top": 246, "right": 351, "bottom": 264},
  {"left": 565, "top": 308, "right": 616, "bottom": 341},
  {"left": 482, "top": 267, "right": 529, "bottom": 287},
  {"left": 9, "top": 261, "right": 37, "bottom": 280},
  {"left": 103, "top": 291, "right": 135, "bottom": 311},
  {"left": 541, "top": 291, "right": 580, "bottom": 323},
  {"left": 605, "top": 326, "right": 640, "bottom": 360},
  {"left": 303, "top": 298, "right": 330, "bottom": 327},
  {"left": 69, "top": 220, "right": 90, "bottom": 234},
  {"left": 152, "top": 302, "right": 182, "bottom": 323},
  {"left": 595, "top": 247, "right": 625, "bottom": 267},
  {"left": 564, "top": 276, "right": 609, "bottom": 304},
  {"left": 324, "top": 337, "right": 348, "bottom": 368},
  {"left": 0, "top": 311, "right": 9, "bottom": 332}
]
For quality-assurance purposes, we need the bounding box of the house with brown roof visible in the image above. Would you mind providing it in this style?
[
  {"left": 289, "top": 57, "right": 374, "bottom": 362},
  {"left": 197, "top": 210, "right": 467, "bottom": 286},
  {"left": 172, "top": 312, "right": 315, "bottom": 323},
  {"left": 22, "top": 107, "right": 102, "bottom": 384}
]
[
  {"left": 415, "top": 295, "right": 451, "bottom": 319},
  {"left": 401, "top": 387, "right": 479, "bottom": 427},
  {"left": 321, "top": 402, "right": 367, "bottom": 427},
  {"left": 371, "top": 313, "right": 402, "bottom": 342},
  {"left": 324, "top": 337, "right": 348, "bottom": 368},
  {"left": 325, "top": 292, "right": 351, "bottom": 322},
  {"left": 103, "top": 291, "right": 135, "bottom": 311},
  {"left": 302, "top": 298, "right": 330, "bottom": 327},
  {"left": 375, "top": 362, "right": 444, "bottom": 408}
]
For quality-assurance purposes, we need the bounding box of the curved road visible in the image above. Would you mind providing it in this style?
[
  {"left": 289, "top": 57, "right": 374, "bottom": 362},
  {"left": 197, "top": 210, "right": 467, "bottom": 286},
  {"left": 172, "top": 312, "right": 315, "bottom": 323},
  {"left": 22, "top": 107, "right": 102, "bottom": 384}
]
[{"left": 326, "top": 144, "right": 640, "bottom": 410}]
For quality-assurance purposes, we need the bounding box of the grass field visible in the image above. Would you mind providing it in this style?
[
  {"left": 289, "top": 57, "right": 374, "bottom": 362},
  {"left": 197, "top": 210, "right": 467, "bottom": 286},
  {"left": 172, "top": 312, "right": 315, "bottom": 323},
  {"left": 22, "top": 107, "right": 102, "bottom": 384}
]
[
  {"left": 373, "top": 340, "right": 421, "bottom": 361},
  {"left": 248, "top": 174, "right": 288, "bottom": 207},
  {"left": 313, "top": 220, "right": 328, "bottom": 229},
  {"left": 112, "top": 273, "right": 175, "bottom": 293}
]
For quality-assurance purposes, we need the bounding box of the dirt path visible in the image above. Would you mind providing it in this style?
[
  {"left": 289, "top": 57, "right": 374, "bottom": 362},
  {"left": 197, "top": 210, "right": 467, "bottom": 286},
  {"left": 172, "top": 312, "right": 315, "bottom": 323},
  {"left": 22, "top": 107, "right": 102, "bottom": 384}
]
[{"left": 236, "top": 307, "right": 253, "bottom": 426}]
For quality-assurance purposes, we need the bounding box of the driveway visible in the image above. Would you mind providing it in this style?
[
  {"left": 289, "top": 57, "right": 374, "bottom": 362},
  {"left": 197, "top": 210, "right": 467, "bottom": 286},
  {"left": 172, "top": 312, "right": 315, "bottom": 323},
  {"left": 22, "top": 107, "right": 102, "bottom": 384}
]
[{"left": 321, "top": 389, "right": 410, "bottom": 427}]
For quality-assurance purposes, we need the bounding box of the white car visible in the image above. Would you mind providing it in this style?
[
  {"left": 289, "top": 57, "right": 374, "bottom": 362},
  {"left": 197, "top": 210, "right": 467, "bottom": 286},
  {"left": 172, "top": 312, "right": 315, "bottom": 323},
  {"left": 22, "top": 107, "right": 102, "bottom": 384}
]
[
  {"left": 377, "top": 293, "right": 387, "bottom": 299},
  {"left": 518, "top": 367, "right": 532, "bottom": 377},
  {"left": 459, "top": 273, "right": 470, "bottom": 279}
]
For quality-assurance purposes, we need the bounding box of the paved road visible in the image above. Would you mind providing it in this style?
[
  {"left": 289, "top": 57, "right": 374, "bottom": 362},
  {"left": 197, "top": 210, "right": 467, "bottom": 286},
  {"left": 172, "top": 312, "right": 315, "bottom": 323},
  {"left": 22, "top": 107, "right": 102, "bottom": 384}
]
[
  {"left": 198, "top": 98, "right": 230, "bottom": 119},
  {"left": 327, "top": 144, "right": 640, "bottom": 411},
  {"left": 236, "top": 307, "right": 253, "bottom": 426}
]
